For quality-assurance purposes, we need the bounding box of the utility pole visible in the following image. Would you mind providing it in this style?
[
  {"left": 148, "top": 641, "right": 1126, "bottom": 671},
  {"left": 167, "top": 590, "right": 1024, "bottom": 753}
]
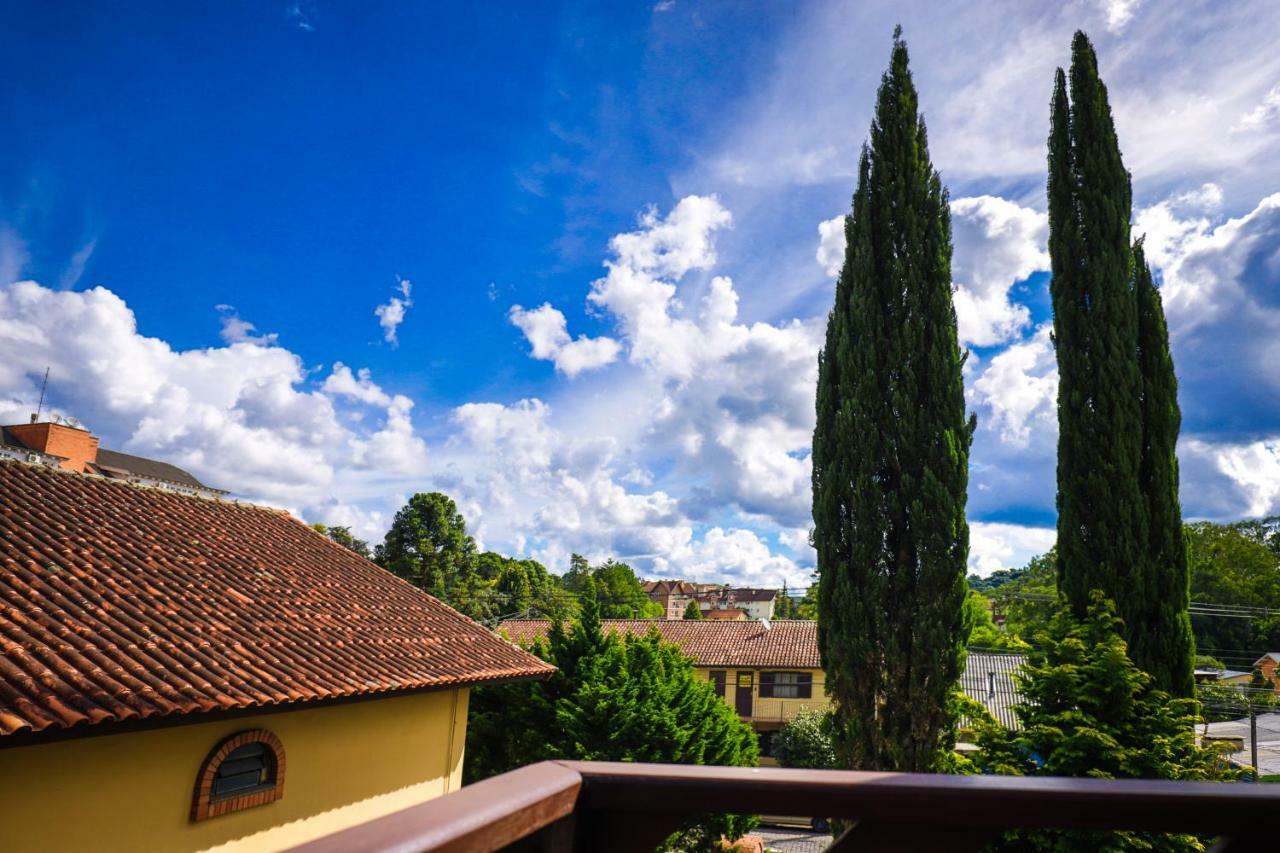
[{"left": 1251, "top": 705, "right": 1259, "bottom": 782}]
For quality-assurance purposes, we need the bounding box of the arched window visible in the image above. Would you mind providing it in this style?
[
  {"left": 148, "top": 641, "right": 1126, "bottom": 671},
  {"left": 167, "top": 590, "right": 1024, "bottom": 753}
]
[{"left": 191, "top": 729, "right": 286, "bottom": 821}]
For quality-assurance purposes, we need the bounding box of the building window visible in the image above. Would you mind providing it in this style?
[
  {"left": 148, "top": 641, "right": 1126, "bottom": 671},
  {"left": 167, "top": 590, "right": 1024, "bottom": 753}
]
[
  {"left": 710, "top": 670, "right": 727, "bottom": 698},
  {"left": 759, "top": 671, "right": 812, "bottom": 699},
  {"left": 191, "top": 730, "right": 286, "bottom": 822},
  {"left": 757, "top": 729, "right": 778, "bottom": 758}
]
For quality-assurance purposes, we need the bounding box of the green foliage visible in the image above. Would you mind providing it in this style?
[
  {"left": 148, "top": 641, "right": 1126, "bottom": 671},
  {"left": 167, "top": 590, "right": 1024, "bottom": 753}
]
[
  {"left": 967, "top": 567, "right": 1028, "bottom": 593},
  {"left": 1233, "top": 516, "right": 1280, "bottom": 556},
  {"left": 310, "top": 523, "right": 372, "bottom": 559},
  {"left": 1048, "top": 32, "right": 1193, "bottom": 696},
  {"left": 965, "top": 590, "right": 1029, "bottom": 651},
  {"left": 773, "top": 583, "right": 800, "bottom": 619},
  {"left": 1197, "top": 678, "right": 1278, "bottom": 724},
  {"left": 774, "top": 710, "right": 837, "bottom": 770},
  {"left": 468, "top": 594, "right": 759, "bottom": 851},
  {"left": 1134, "top": 243, "right": 1195, "bottom": 697},
  {"left": 561, "top": 553, "right": 664, "bottom": 618},
  {"left": 973, "top": 593, "right": 1238, "bottom": 852},
  {"left": 812, "top": 28, "right": 972, "bottom": 773},
  {"left": 683, "top": 600, "right": 703, "bottom": 620},
  {"left": 989, "top": 550, "right": 1059, "bottom": 646},
  {"left": 1186, "top": 521, "right": 1280, "bottom": 654},
  {"left": 377, "top": 492, "right": 493, "bottom": 619},
  {"left": 477, "top": 551, "right": 578, "bottom": 622},
  {"left": 795, "top": 582, "right": 819, "bottom": 621}
]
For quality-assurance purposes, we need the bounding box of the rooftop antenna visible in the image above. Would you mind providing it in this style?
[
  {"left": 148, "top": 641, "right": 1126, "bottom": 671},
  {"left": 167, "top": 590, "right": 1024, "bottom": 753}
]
[{"left": 31, "top": 367, "right": 50, "bottom": 424}]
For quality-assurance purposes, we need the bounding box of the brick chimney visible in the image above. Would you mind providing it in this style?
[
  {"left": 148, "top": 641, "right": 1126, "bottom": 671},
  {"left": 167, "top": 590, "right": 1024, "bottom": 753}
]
[{"left": 5, "top": 421, "right": 100, "bottom": 473}]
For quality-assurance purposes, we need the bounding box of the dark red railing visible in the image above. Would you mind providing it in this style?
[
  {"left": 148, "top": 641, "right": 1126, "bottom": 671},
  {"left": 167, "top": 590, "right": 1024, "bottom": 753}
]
[{"left": 291, "top": 761, "right": 1277, "bottom": 852}]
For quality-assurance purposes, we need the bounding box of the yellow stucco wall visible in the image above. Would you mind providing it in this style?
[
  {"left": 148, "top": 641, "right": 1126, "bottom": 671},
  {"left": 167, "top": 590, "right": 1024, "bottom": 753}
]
[
  {"left": 0, "top": 688, "right": 469, "bottom": 853},
  {"left": 700, "top": 666, "right": 829, "bottom": 724}
]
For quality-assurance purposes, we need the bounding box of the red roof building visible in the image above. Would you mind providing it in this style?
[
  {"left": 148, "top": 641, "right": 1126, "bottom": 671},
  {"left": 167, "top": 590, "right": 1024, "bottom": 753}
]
[{"left": 0, "top": 457, "right": 552, "bottom": 851}]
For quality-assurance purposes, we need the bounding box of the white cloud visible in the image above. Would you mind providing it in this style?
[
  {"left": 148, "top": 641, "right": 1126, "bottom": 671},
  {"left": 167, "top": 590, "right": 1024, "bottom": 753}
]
[
  {"left": 321, "top": 362, "right": 393, "bottom": 407},
  {"left": 374, "top": 278, "right": 413, "bottom": 345},
  {"left": 1133, "top": 183, "right": 1223, "bottom": 268},
  {"left": 812, "top": 195, "right": 1049, "bottom": 348},
  {"left": 1233, "top": 83, "right": 1280, "bottom": 132},
  {"left": 968, "top": 522, "right": 1056, "bottom": 576},
  {"left": 508, "top": 302, "right": 621, "bottom": 376},
  {"left": 950, "top": 196, "right": 1048, "bottom": 347},
  {"left": 216, "top": 304, "right": 279, "bottom": 346},
  {"left": 816, "top": 214, "right": 845, "bottom": 276},
  {"left": 0, "top": 280, "right": 426, "bottom": 516},
  {"left": 970, "top": 324, "right": 1057, "bottom": 448},
  {"left": 1098, "top": 0, "right": 1142, "bottom": 33},
  {"left": 1212, "top": 440, "right": 1280, "bottom": 518}
]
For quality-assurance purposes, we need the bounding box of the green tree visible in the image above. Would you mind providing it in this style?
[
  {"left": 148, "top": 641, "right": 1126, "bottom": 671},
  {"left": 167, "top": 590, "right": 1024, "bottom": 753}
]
[
  {"left": 683, "top": 600, "right": 702, "bottom": 620},
  {"left": 1234, "top": 515, "right": 1280, "bottom": 557},
  {"left": 1048, "top": 32, "right": 1193, "bottom": 695},
  {"left": 812, "top": 28, "right": 973, "bottom": 773},
  {"left": 965, "top": 590, "right": 1028, "bottom": 652},
  {"left": 1134, "top": 242, "right": 1195, "bottom": 696},
  {"left": 796, "top": 582, "right": 819, "bottom": 620},
  {"left": 774, "top": 583, "right": 800, "bottom": 619},
  {"left": 1186, "top": 521, "right": 1280, "bottom": 654},
  {"left": 974, "top": 593, "right": 1237, "bottom": 852},
  {"left": 561, "top": 554, "right": 663, "bottom": 619},
  {"left": 469, "top": 593, "right": 759, "bottom": 850},
  {"left": 310, "top": 523, "right": 372, "bottom": 559},
  {"left": 989, "top": 550, "right": 1059, "bottom": 646},
  {"left": 478, "top": 552, "right": 579, "bottom": 622},
  {"left": 376, "top": 492, "right": 492, "bottom": 620},
  {"left": 774, "top": 710, "right": 837, "bottom": 770}
]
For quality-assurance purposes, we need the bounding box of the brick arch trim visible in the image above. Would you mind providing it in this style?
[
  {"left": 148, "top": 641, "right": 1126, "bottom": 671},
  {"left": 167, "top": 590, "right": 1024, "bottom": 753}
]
[{"left": 191, "top": 729, "right": 287, "bottom": 822}]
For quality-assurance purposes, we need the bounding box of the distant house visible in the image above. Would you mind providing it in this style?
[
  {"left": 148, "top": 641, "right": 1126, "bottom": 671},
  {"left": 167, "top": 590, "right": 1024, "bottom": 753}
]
[
  {"left": 502, "top": 618, "right": 1026, "bottom": 763},
  {"left": 1253, "top": 654, "right": 1280, "bottom": 691},
  {"left": 1196, "top": 668, "right": 1253, "bottom": 686},
  {"left": 641, "top": 579, "right": 697, "bottom": 619},
  {"left": 2, "top": 418, "right": 225, "bottom": 498},
  {"left": 0, "top": 457, "right": 552, "bottom": 852},
  {"left": 501, "top": 618, "right": 823, "bottom": 765},
  {"left": 696, "top": 586, "right": 778, "bottom": 621}
]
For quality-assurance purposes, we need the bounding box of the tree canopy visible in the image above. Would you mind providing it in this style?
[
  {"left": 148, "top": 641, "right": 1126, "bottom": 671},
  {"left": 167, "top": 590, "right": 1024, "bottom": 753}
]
[
  {"left": 562, "top": 553, "right": 663, "bottom": 618},
  {"left": 468, "top": 595, "right": 759, "bottom": 850},
  {"left": 973, "top": 593, "right": 1237, "bottom": 852},
  {"left": 1048, "top": 31, "right": 1193, "bottom": 696},
  {"left": 310, "top": 523, "right": 372, "bottom": 559},
  {"left": 813, "top": 28, "right": 972, "bottom": 773}
]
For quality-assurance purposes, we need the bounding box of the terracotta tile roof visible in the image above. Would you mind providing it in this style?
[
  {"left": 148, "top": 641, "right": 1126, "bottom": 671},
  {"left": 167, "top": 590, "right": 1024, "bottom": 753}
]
[
  {"left": 642, "top": 580, "right": 696, "bottom": 595},
  {"left": 500, "top": 618, "right": 821, "bottom": 669},
  {"left": 0, "top": 460, "right": 553, "bottom": 738}
]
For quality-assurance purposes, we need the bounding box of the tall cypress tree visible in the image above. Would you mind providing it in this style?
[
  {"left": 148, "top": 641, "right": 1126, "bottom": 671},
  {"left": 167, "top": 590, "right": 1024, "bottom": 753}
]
[
  {"left": 1135, "top": 243, "right": 1195, "bottom": 696},
  {"left": 813, "top": 28, "right": 973, "bottom": 773},
  {"left": 1048, "top": 32, "right": 1193, "bottom": 695}
]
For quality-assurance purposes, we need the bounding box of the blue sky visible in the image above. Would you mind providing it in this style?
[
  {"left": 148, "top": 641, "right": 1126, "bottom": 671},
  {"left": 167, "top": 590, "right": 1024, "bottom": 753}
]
[{"left": 3, "top": 0, "right": 1280, "bottom": 585}]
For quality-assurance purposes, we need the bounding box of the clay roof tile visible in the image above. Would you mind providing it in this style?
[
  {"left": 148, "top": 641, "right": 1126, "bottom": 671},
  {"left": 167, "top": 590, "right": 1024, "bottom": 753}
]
[{"left": 0, "top": 460, "right": 553, "bottom": 738}]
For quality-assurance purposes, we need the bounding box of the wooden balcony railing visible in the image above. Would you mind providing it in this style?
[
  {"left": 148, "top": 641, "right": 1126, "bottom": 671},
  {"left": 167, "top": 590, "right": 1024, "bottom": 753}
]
[{"left": 290, "top": 761, "right": 1278, "bottom": 852}]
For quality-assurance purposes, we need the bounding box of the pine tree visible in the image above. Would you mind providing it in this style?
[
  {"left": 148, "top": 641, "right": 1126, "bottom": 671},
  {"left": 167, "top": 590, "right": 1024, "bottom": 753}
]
[
  {"left": 1048, "top": 32, "right": 1193, "bottom": 695},
  {"left": 812, "top": 28, "right": 973, "bottom": 773},
  {"left": 1135, "top": 243, "right": 1195, "bottom": 697},
  {"left": 973, "top": 593, "right": 1236, "bottom": 852},
  {"left": 468, "top": 590, "right": 759, "bottom": 849}
]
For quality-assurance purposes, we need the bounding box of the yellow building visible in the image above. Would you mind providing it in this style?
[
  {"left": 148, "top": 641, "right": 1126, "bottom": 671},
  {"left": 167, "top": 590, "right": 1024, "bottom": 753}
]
[
  {"left": 0, "top": 457, "right": 552, "bottom": 852},
  {"left": 500, "top": 618, "right": 827, "bottom": 765}
]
